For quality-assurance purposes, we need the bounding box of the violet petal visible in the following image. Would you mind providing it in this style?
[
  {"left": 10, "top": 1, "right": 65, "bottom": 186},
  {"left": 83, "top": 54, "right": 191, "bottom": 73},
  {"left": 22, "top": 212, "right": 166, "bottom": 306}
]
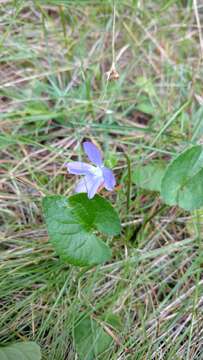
[
  {"left": 75, "top": 178, "right": 88, "bottom": 193},
  {"left": 65, "top": 161, "right": 95, "bottom": 175},
  {"left": 102, "top": 167, "right": 116, "bottom": 191},
  {"left": 87, "top": 176, "right": 104, "bottom": 199},
  {"left": 75, "top": 175, "right": 103, "bottom": 199},
  {"left": 83, "top": 141, "right": 103, "bottom": 166}
]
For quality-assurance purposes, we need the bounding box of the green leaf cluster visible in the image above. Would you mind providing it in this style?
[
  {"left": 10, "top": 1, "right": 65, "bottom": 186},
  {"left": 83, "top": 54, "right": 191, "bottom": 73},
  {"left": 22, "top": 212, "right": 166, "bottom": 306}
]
[{"left": 133, "top": 145, "right": 203, "bottom": 211}]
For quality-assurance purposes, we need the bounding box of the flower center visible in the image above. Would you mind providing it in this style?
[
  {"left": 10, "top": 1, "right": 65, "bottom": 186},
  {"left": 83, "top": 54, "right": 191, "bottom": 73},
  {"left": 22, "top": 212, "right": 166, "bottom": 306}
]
[{"left": 91, "top": 166, "right": 103, "bottom": 178}]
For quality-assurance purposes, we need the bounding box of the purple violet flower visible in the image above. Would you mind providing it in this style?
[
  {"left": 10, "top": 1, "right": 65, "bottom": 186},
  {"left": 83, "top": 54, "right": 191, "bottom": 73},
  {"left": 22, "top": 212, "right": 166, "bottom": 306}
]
[{"left": 65, "top": 141, "right": 116, "bottom": 199}]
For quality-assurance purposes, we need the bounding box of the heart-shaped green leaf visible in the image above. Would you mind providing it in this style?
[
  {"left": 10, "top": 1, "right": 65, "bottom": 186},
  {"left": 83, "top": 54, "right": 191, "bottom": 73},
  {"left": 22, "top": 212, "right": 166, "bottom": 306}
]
[
  {"left": 0, "top": 342, "right": 41, "bottom": 360},
  {"left": 43, "top": 194, "right": 120, "bottom": 267},
  {"left": 161, "top": 145, "right": 203, "bottom": 210},
  {"left": 74, "top": 316, "right": 112, "bottom": 360},
  {"left": 176, "top": 167, "right": 203, "bottom": 210}
]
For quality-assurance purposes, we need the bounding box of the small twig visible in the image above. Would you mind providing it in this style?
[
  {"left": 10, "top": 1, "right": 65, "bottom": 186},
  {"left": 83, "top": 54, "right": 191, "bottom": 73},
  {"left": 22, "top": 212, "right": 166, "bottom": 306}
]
[
  {"left": 106, "top": 0, "right": 119, "bottom": 81},
  {"left": 193, "top": 0, "right": 203, "bottom": 59},
  {"left": 112, "top": 0, "right": 116, "bottom": 67}
]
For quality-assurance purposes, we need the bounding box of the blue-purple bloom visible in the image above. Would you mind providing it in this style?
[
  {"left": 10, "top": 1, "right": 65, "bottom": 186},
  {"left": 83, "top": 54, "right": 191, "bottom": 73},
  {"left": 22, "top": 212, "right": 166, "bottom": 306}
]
[{"left": 65, "top": 141, "right": 116, "bottom": 199}]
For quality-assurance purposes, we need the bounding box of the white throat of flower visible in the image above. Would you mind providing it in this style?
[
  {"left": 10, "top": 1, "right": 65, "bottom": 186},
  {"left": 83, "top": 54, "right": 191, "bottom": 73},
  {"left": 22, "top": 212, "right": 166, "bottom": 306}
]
[{"left": 91, "top": 165, "right": 103, "bottom": 177}]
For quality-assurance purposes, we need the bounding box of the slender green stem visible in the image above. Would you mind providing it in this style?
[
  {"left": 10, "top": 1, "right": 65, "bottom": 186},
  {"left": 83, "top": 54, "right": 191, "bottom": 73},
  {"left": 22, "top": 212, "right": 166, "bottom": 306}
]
[{"left": 124, "top": 153, "right": 131, "bottom": 213}]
